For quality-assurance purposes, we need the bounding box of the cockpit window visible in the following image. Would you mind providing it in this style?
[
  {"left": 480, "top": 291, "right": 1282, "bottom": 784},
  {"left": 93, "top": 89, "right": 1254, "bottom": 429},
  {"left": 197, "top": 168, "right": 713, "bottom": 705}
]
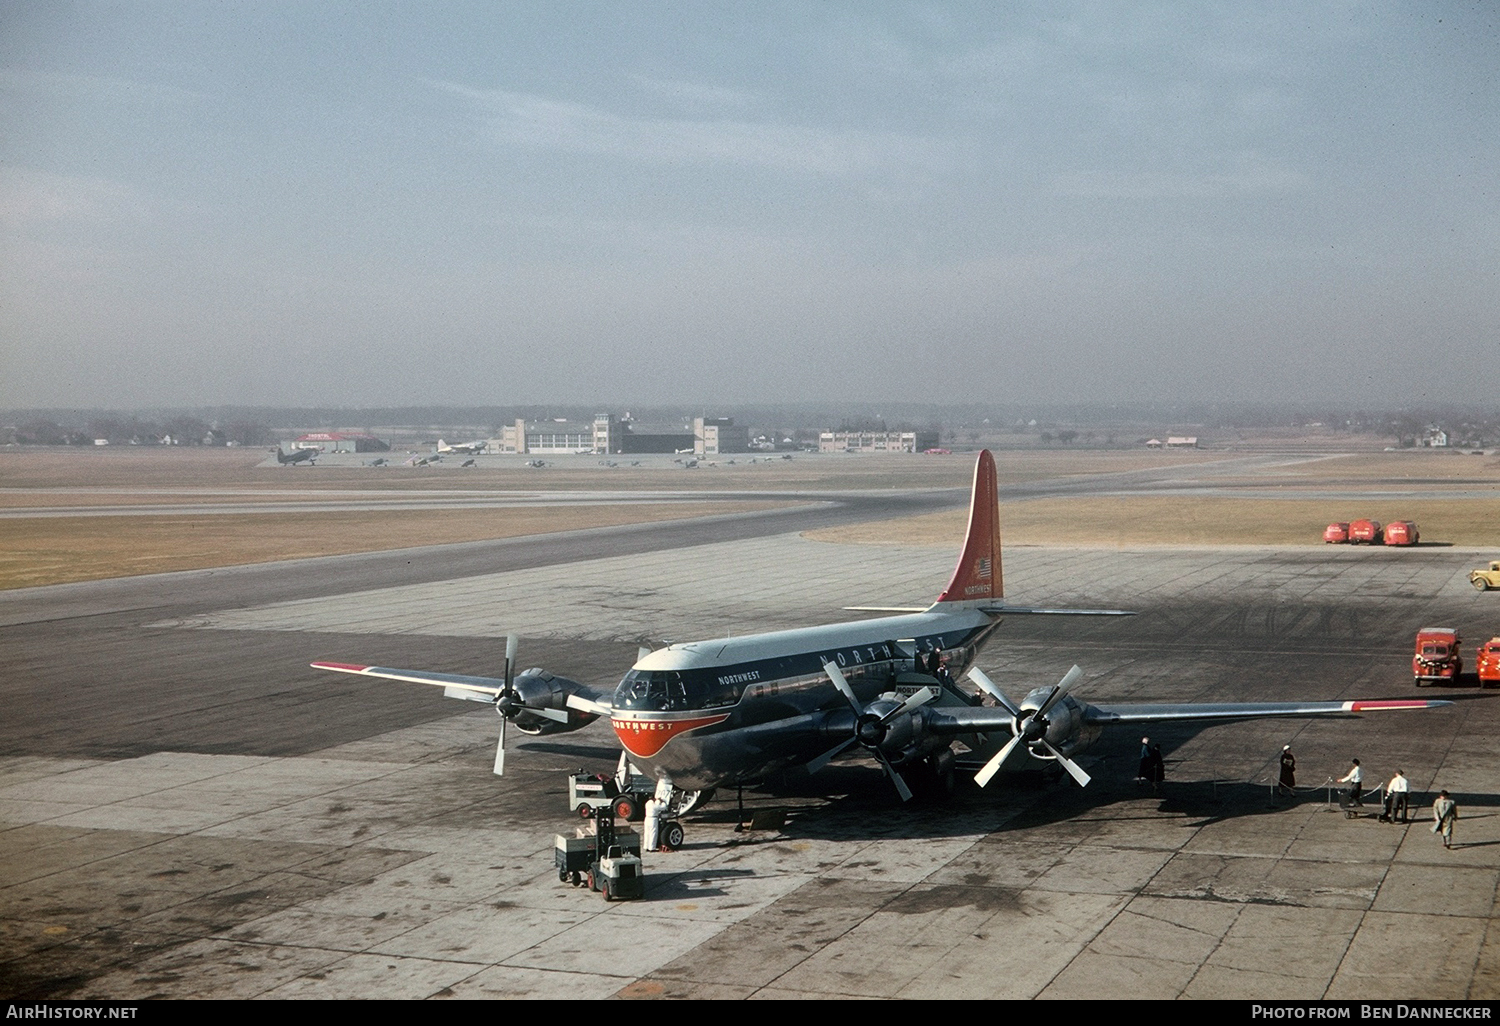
[{"left": 614, "top": 670, "right": 703, "bottom": 711}]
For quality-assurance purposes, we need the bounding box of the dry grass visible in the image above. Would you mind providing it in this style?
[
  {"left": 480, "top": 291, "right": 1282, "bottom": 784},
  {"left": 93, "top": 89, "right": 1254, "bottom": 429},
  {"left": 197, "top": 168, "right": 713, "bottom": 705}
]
[
  {"left": 0, "top": 502, "right": 789, "bottom": 590},
  {"left": 0, "top": 446, "right": 1247, "bottom": 496},
  {"left": 806, "top": 496, "right": 1500, "bottom": 549}
]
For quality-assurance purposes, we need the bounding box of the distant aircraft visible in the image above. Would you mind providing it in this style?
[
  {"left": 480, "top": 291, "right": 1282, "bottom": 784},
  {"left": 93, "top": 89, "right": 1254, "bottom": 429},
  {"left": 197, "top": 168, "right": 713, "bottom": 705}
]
[
  {"left": 406, "top": 454, "right": 437, "bottom": 467},
  {"left": 525, "top": 459, "right": 548, "bottom": 468},
  {"left": 461, "top": 459, "right": 476, "bottom": 468},
  {"left": 436, "top": 438, "right": 487, "bottom": 455},
  {"left": 313, "top": 450, "right": 1451, "bottom": 820},
  {"left": 364, "top": 458, "right": 388, "bottom": 467},
  {"left": 272, "top": 446, "right": 316, "bottom": 466}
]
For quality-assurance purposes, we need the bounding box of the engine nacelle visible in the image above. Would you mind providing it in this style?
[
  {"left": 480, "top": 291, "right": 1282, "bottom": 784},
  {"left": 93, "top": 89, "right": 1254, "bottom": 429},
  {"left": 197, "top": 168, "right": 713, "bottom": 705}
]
[
  {"left": 508, "top": 669, "right": 599, "bottom": 736},
  {"left": 1018, "top": 689, "right": 1099, "bottom": 761}
]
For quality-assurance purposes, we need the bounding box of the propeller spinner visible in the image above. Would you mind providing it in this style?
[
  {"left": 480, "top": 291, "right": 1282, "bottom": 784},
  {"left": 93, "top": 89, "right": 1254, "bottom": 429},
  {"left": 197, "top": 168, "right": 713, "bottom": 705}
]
[{"left": 967, "top": 665, "right": 1092, "bottom": 788}]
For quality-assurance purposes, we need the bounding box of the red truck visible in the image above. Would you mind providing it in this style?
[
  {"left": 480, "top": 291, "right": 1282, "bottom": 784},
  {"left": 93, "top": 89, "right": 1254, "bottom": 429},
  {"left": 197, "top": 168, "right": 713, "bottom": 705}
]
[
  {"left": 1383, "top": 521, "right": 1419, "bottom": 546},
  {"left": 1349, "top": 518, "right": 1384, "bottom": 544},
  {"left": 1323, "top": 522, "right": 1350, "bottom": 543},
  {"left": 1476, "top": 638, "right": 1500, "bottom": 688},
  {"left": 1413, "top": 628, "right": 1462, "bottom": 687}
]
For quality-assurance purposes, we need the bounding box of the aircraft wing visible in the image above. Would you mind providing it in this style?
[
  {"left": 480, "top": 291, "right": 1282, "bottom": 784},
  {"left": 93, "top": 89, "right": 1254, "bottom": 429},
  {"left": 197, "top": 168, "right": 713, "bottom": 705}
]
[
  {"left": 921, "top": 697, "right": 1450, "bottom": 737},
  {"left": 311, "top": 661, "right": 505, "bottom": 698},
  {"left": 310, "top": 660, "right": 615, "bottom": 715},
  {"left": 1080, "top": 698, "right": 1451, "bottom": 725}
]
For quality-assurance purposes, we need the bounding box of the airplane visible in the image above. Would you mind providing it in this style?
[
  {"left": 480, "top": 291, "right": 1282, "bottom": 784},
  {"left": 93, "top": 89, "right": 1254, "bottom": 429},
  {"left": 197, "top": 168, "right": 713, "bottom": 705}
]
[
  {"left": 436, "top": 438, "right": 487, "bottom": 456},
  {"left": 364, "top": 458, "right": 388, "bottom": 467},
  {"left": 525, "top": 460, "right": 549, "bottom": 469},
  {"left": 313, "top": 450, "right": 1450, "bottom": 816},
  {"left": 406, "top": 453, "right": 438, "bottom": 467},
  {"left": 461, "top": 459, "right": 476, "bottom": 468},
  {"left": 272, "top": 446, "right": 317, "bottom": 466}
]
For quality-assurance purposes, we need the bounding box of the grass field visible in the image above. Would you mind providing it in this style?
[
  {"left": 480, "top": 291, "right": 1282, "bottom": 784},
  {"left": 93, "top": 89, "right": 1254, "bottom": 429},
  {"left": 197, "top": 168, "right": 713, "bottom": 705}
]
[
  {"left": 6, "top": 445, "right": 1497, "bottom": 590},
  {"left": 0, "top": 446, "right": 1244, "bottom": 495},
  {"left": 806, "top": 495, "right": 1500, "bottom": 549},
  {"left": 0, "top": 502, "right": 792, "bottom": 590}
]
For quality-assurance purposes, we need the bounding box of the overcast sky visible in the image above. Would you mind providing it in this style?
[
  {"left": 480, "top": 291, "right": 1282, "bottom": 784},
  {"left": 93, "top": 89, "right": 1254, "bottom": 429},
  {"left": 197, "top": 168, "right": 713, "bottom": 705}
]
[{"left": 2, "top": 2, "right": 1496, "bottom": 410}]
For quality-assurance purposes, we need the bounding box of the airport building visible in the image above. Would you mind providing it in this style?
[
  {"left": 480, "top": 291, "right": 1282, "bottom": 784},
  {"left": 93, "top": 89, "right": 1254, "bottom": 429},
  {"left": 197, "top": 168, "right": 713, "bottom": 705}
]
[
  {"left": 495, "top": 413, "right": 747, "bottom": 455},
  {"left": 294, "top": 432, "right": 390, "bottom": 453},
  {"left": 818, "top": 429, "right": 937, "bottom": 453},
  {"left": 694, "top": 417, "right": 749, "bottom": 456}
]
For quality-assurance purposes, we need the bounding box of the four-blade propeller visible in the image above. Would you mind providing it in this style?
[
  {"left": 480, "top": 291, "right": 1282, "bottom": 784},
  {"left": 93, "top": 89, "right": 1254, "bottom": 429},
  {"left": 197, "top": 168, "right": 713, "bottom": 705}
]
[
  {"left": 967, "top": 665, "right": 1092, "bottom": 788},
  {"left": 492, "top": 634, "right": 567, "bottom": 775},
  {"left": 808, "top": 661, "right": 936, "bottom": 801}
]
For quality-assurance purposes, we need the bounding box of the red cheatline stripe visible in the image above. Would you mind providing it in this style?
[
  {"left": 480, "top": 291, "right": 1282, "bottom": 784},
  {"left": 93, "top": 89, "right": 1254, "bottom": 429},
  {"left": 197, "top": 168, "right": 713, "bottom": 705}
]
[
  {"left": 1347, "top": 700, "right": 1440, "bottom": 711},
  {"left": 312, "top": 662, "right": 372, "bottom": 672}
]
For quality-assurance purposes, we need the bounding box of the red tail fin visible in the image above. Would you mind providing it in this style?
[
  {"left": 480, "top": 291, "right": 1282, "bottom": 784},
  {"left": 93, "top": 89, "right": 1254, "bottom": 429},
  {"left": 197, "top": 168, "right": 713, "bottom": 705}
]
[{"left": 934, "top": 450, "right": 1003, "bottom": 606}]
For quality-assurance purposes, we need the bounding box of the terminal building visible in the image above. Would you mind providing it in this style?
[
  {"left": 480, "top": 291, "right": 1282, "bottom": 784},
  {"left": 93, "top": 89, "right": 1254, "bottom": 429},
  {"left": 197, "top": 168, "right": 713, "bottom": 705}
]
[
  {"left": 818, "top": 429, "right": 937, "bottom": 453},
  {"left": 495, "top": 414, "right": 748, "bottom": 456},
  {"left": 294, "top": 432, "right": 390, "bottom": 453}
]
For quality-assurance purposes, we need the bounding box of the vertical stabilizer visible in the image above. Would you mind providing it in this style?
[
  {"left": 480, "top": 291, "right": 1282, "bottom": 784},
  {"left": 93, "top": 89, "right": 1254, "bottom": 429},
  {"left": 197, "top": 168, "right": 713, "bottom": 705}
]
[{"left": 932, "top": 449, "right": 1003, "bottom": 607}]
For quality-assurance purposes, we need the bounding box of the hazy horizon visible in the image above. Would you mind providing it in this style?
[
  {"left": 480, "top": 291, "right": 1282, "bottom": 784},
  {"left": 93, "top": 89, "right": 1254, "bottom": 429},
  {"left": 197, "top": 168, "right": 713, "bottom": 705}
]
[{"left": 4, "top": 3, "right": 1496, "bottom": 409}]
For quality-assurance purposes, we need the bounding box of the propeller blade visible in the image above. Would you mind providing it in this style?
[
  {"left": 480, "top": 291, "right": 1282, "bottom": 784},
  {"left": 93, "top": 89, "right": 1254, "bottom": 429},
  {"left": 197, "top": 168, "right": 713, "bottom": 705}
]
[
  {"left": 806, "top": 736, "right": 857, "bottom": 776},
  {"left": 874, "top": 751, "right": 914, "bottom": 802},
  {"left": 967, "top": 667, "right": 1023, "bottom": 717},
  {"left": 565, "top": 693, "right": 611, "bottom": 717},
  {"left": 532, "top": 706, "right": 569, "bottom": 723},
  {"left": 493, "top": 716, "right": 506, "bottom": 776},
  {"left": 503, "top": 634, "right": 519, "bottom": 690},
  {"left": 1034, "top": 665, "right": 1084, "bottom": 718},
  {"left": 823, "top": 661, "right": 859, "bottom": 709},
  {"left": 884, "top": 685, "right": 936, "bottom": 722},
  {"left": 974, "top": 733, "right": 1024, "bottom": 788},
  {"left": 1037, "top": 739, "right": 1092, "bottom": 787}
]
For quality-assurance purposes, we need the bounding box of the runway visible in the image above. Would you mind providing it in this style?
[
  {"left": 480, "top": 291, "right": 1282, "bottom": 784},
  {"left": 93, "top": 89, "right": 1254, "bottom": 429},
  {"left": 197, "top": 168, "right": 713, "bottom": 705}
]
[{"left": 1, "top": 476, "right": 1498, "bottom": 999}]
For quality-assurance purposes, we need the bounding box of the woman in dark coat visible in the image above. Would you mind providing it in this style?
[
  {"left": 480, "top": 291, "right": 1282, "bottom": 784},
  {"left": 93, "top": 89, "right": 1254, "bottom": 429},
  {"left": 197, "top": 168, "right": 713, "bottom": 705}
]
[{"left": 1278, "top": 746, "right": 1296, "bottom": 796}]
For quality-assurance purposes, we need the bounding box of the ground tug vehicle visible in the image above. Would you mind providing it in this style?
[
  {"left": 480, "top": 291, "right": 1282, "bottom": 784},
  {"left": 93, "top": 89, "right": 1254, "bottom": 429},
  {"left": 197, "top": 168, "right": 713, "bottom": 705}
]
[
  {"left": 1476, "top": 638, "right": 1500, "bottom": 688},
  {"left": 1413, "top": 628, "right": 1463, "bottom": 687},
  {"left": 1471, "top": 561, "right": 1500, "bottom": 591},
  {"left": 1383, "top": 521, "right": 1419, "bottom": 546}
]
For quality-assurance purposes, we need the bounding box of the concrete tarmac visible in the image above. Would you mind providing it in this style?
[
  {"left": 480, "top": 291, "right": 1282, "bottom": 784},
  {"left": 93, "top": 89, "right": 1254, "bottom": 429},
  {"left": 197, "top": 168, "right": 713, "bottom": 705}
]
[{"left": 1, "top": 486, "right": 1498, "bottom": 999}]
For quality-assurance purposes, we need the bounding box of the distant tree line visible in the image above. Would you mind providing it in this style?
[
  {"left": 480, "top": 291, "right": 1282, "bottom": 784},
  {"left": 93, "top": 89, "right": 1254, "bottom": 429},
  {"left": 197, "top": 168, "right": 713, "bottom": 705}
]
[{"left": 1, "top": 417, "right": 274, "bottom": 447}]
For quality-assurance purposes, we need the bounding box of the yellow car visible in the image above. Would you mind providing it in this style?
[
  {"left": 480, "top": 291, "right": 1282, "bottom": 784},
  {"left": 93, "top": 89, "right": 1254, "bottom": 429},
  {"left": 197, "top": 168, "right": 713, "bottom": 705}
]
[{"left": 1471, "top": 561, "right": 1500, "bottom": 591}]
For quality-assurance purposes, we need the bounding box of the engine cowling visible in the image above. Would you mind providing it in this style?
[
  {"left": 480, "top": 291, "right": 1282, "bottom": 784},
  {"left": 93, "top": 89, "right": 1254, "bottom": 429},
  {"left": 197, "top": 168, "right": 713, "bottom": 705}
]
[{"left": 508, "top": 669, "right": 599, "bottom": 735}]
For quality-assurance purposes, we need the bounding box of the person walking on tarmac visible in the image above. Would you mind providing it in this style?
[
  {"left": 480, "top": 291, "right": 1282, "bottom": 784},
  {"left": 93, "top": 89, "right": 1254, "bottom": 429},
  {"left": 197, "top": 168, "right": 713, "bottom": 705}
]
[
  {"left": 1432, "top": 790, "right": 1458, "bottom": 849},
  {"left": 1337, "top": 759, "right": 1364, "bottom": 818},
  {"left": 1278, "top": 746, "right": 1296, "bottom": 797},
  {"left": 1381, "top": 770, "right": 1410, "bottom": 823}
]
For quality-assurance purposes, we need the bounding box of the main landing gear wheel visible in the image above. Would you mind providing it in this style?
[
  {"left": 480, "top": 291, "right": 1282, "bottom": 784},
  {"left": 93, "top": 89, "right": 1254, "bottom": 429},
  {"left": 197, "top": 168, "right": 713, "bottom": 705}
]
[{"left": 662, "top": 821, "right": 685, "bottom": 850}]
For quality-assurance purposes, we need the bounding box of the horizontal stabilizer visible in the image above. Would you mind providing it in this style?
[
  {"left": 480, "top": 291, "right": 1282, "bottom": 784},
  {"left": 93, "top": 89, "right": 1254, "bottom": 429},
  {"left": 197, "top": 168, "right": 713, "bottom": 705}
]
[{"left": 980, "top": 605, "right": 1136, "bottom": 616}]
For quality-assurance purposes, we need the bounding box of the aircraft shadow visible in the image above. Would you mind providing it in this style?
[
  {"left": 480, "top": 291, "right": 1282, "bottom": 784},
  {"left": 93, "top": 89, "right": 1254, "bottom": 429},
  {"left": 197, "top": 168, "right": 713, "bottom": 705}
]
[{"left": 707, "top": 757, "right": 1500, "bottom": 842}]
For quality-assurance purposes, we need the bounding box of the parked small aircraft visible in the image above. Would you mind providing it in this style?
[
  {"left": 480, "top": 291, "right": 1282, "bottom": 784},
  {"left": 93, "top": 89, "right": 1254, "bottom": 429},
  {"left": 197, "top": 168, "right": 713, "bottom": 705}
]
[
  {"left": 314, "top": 451, "right": 1450, "bottom": 812},
  {"left": 272, "top": 446, "right": 316, "bottom": 466},
  {"left": 437, "top": 438, "right": 487, "bottom": 455},
  {"left": 525, "top": 460, "right": 549, "bottom": 469},
  {"left": 364, "top": 458, "right": 388, "bottom": 467}
]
